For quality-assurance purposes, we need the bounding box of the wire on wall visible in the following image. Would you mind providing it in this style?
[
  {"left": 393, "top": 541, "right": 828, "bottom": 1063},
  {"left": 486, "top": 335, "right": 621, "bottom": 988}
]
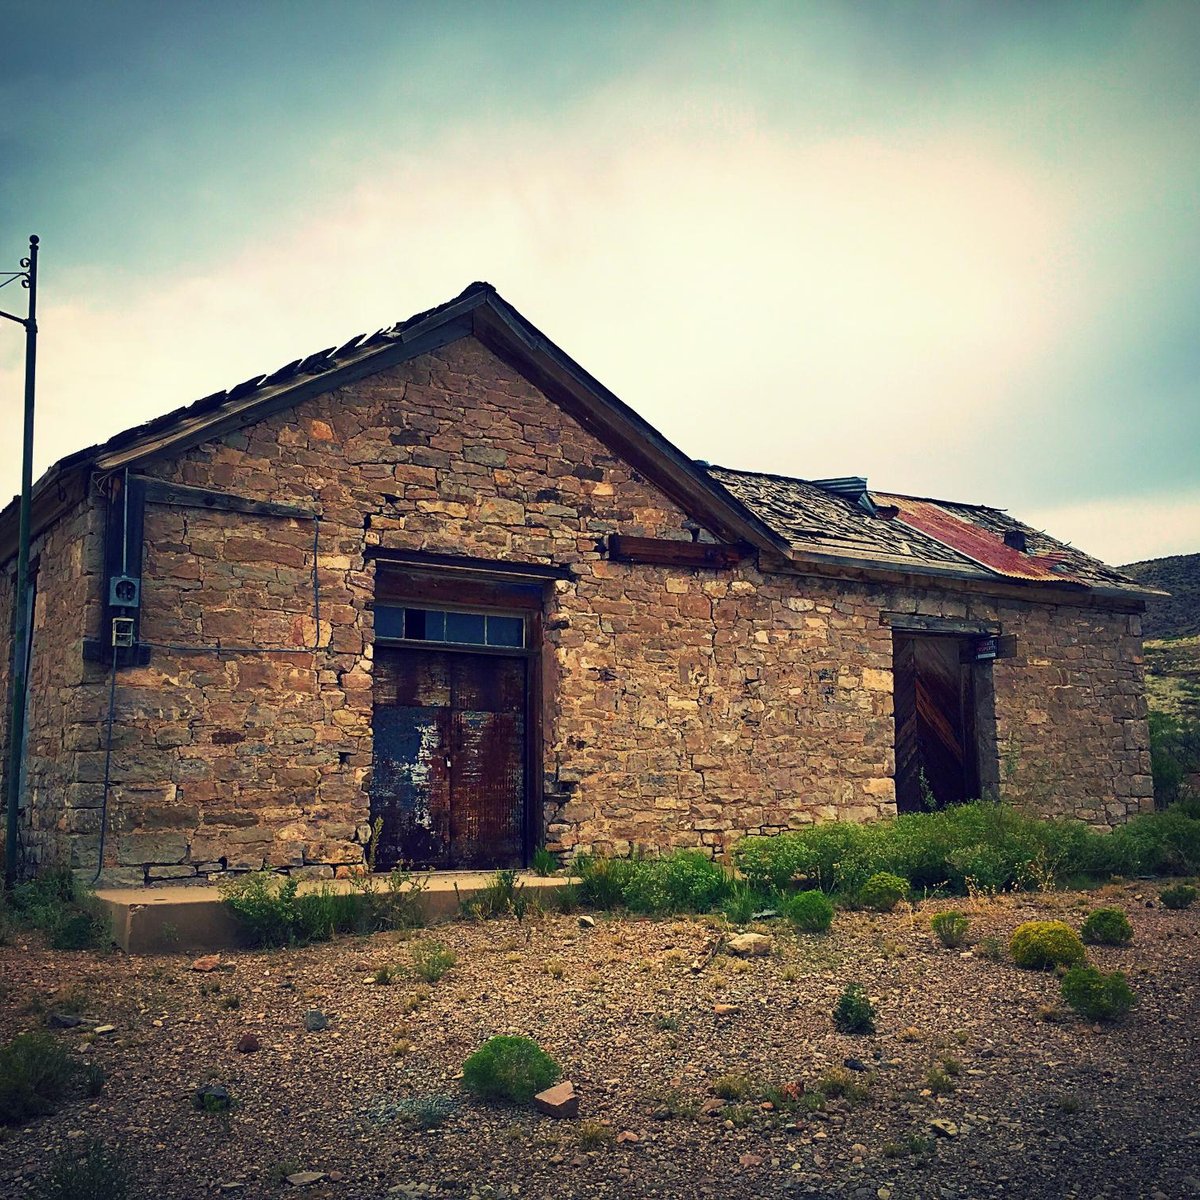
[{"left": 93, "top": 500, "right": 327, "bottom": 879}]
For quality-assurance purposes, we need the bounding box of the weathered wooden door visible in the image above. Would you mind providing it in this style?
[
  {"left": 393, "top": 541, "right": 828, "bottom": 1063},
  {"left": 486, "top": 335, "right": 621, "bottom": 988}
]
[
  {"left": 371, "top": 648, "right": 526, "bottom": 870},
  {"left": 893, "top": 633, "right": 978, "bottom": 812}
]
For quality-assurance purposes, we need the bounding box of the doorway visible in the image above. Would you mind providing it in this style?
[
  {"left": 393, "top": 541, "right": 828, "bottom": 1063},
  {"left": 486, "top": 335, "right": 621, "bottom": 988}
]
[
  {"left": 892, "top": 632, "right": 981, "bottom": 812},
  {"left": 371, "top": 645, "right": 527, "bottom": 870}
]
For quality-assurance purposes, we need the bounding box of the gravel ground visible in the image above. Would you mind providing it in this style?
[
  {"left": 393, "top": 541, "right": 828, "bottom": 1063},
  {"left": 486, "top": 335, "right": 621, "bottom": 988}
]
[{"left": 1, "top": 882, "right": 1198, "bottom": 1200}]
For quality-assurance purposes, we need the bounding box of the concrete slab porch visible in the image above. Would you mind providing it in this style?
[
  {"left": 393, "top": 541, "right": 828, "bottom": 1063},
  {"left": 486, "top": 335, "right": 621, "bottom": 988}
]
[{"left": 95, "top": 872, "right": 573, "bottom": 955}]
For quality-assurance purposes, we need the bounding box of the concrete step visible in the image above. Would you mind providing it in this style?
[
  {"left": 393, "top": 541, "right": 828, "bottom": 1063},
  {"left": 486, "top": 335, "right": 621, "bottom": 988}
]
[{"left": 95, "top": 872, "right": 573, "bottom": 954}]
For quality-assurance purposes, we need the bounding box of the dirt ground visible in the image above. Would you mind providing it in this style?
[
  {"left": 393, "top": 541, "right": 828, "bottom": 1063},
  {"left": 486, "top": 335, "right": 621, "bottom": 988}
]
[{"left": 1, "top": 882, "right": 1198, "bottom": 1200}]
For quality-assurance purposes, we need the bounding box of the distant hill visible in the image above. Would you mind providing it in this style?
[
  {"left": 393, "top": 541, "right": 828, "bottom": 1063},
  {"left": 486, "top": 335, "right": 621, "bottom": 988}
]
[
  {"left": 1119, "top": 552, "right": 1200, "bottom": 640},
  {"left": 1121, "top": 552, "right": 1200, "bottom": 722}
]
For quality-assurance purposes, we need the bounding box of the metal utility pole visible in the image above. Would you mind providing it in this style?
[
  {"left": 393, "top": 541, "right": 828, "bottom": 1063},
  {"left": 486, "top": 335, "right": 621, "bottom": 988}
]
[{"left": 1, "top": 235, "right": 39, "bottom": 889}]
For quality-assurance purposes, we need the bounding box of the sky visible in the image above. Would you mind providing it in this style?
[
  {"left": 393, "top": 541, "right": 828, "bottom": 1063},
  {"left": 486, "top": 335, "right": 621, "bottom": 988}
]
[{"left": 1, "top": 0, "right": 1197, "bottom": 565}]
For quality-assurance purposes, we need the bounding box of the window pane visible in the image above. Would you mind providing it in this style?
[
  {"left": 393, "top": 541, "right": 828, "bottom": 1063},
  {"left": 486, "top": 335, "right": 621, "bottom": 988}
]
[
  {"left": 486, "top": 615, "right": 524, "bottom": 647},
  {"left": 444, "top": 611, "right": 486, "bottom": 644},
  {"left": 374, "top": 605, "right": 405, "bottom": 639}
]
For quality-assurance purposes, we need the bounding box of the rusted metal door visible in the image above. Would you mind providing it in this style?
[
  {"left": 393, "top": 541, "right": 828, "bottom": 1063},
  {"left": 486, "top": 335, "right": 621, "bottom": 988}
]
[
  {"left": 893, "top": 633, "right": 978, "bottom": 812},
  {"left": 371, "top": 648, "right": 526, "bottom": 870}
]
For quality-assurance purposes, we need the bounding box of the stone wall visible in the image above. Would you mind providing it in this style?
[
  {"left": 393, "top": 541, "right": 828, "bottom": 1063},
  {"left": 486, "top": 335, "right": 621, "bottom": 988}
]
[
  {"left": 0, "top": 496, "right": 104, "bottom": 875},
  {"left": 2, "top": 336, "right": 1153, "bottom": 882}
]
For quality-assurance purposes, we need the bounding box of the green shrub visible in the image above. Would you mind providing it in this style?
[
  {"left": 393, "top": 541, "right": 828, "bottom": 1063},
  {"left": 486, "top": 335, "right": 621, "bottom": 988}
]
[
  {"left": 30, "top": 1140, "right": 130, "bottom": 1200},
  {"left": 9, "top": 870, "right": 111, "bottom": 951},
  {"left": 574, "top": 854, "right": 635, "bottom": 909},
  {"left": 737, "top": 821, "right": 875, "bottom": 893},
  {"left": 924, "top": 1065, "right": 956, "bottom": 1095},
  {"left": 816, "top": 1066, "right": 869, "bottom": 1103},
  {"left": 192, "top": 1083, "right": 234, "bottom": 1113},
  {"left": 858, "top": 872, "right": 909, "bottom": 912},
  {"left": 461, "top": 1036, "right": 560, "bottom": 1104},
  {"left": 620, "top": 850, "right": 732, "bottom": 915},
  {"left": 1059, "top": 964, "right": 1136, "bottom": 1022},
  {"left": 552, "top": 882, "right": 580, "bottom": 915},
  {"left": 711, "top": 1073, "right": 756, "bottom": 1100},
  {"left": 734, "top": 801, "right": 1200, "bottom": 899},
  {"left": 219, "top": 872, "right": 301, "bottom": 946},
  {"left": 410, "top": 941, "right": 456, "bottom": 983},
  {"left": 930, "top": 910, "right": 970, "bottom": 948},
  {"left": 462, "top": 869, "right": 528, "bottom": 919},
  {"left": 391, "top": 1095, "right": 457, "bottom": 1129},
  {"left": 0, "top": 1033, "right": 77, "bottom": 1125},
  {"left": 832, "top": 983, "right": 875, "bottom": 1034},
  {"left": 294, "top": 887, "right": 364, "bottom": 942},
  {"left": 1009, "top": 921, "right": 1086, "bottom": 970},
  {"left": 721, "top": 883, "right": 766, "bottom": 925},
  {"left": 222, "top": 873, "right": 375, "bottom": 946},
  {"left": 1149, "top": 710, "right": 1200, "bottom": 808},
  {"left": 783, "top": 890, "right": 834, "bottom": 933},
  {"left": 976, "top": 934, "right": 1005, "bottom": 962},
  {"left": 354, "top": 868, "right": 429, "bottom": 930},
  {"left": 530, "top": 846, "right": 558, "bottom": 877},
  {"left": 1160, "top": 883, "right": 1197, "bottom": 910},
  {"left": 575, "top": 850, "right": 732, "bottom": 915},
  {"left": 1080, "top": 907, "right": 1133, "bottom": 946}
]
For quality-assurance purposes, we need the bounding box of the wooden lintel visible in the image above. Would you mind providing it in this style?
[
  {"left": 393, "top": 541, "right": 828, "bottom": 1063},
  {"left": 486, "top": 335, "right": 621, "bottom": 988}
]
[
  {"left": 881, "top": 611, "right": 1001, "bottom": 636},
  {"left": 136, "top": 477, "right": 316, "bottom": 521},
  {"left": 606, "top": 534, "right": 748, "bottom": 569}
]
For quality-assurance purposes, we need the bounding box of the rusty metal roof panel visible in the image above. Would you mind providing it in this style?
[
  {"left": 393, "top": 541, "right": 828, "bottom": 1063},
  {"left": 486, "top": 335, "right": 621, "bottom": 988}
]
[{"left": 876, "top": 494, "right": 1078, "bottom": 584}]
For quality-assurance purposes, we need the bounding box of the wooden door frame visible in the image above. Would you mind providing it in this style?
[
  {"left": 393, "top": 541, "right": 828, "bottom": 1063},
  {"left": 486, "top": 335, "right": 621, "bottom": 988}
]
[
  {"left": 891, "top": 629, "right": 983, "bottom": 810},
  {"left": 371, "top": 562, "right": 548, "bottom": 868}
]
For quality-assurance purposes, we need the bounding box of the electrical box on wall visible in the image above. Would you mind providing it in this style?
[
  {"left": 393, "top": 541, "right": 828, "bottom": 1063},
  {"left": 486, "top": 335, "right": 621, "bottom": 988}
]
[{"left": 108, "top": 575, "right": 141, "bottom": 608}]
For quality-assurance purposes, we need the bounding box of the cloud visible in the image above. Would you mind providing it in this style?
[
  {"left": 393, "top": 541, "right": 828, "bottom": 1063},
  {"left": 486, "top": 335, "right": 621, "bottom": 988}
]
[
  {"left": 1027, "top": 487, "right": 1200, "bottom": 567},
  {"left": 0, "top": 3, "right": 1195, "bottom": 572},
  {"left": 0, "top": 101, "right": 1076, "bottom": 489}
]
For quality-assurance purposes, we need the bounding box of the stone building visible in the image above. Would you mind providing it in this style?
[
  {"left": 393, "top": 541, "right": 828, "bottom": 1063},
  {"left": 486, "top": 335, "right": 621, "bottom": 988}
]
[{"left": 0, "top": 284, "right": 1154, "bottom": 885}]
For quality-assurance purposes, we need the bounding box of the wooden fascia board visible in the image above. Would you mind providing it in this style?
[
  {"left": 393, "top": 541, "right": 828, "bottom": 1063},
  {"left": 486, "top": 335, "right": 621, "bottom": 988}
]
[
  {"left": 761, "top": 550, "right": 1148, "bottom": 613},
  {"left": 0, "top": 463, "right": 89, "bottom": 568},
  {"left": 470, "top": 302, "right": 788, "bottom": 556}
]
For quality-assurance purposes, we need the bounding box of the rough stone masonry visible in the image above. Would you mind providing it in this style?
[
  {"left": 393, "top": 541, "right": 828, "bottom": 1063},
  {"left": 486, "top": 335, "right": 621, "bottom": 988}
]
[{"left": 0, "top": 297, "right": 1153, "bottom": 885}]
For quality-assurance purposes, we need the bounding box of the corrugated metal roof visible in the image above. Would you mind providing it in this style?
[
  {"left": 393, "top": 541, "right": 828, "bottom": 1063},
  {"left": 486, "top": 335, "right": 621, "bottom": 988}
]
[{"left": 877, "top": 494, "right": 1078, "bottom": 584}]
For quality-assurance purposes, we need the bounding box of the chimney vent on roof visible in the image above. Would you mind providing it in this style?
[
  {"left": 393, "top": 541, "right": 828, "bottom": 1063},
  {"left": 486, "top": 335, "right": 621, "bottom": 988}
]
[
  {"left": 1003, "top": 529, "right": 1028, "bottom": 553},
  {"left": 811, "top": 476, "right": 877, "bottom": 516}
]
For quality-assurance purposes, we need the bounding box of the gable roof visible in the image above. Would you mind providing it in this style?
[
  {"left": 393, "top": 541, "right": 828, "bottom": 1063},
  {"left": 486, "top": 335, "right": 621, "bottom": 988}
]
[
  {"left": 0, "top": 284, "right": 1151, "bottom": 605},
  {"left": 0, "top": 283, "right": 787, "bottom": 562}
]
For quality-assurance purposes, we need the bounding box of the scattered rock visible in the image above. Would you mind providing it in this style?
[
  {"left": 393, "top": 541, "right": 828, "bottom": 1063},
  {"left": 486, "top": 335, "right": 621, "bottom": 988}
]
[
  {"left": 727, "top": 932, "right": 772, "bottom": 957},
  {"left": 191, "top": 954, "right": 222, "bottom": 972},
  {"left": 303, "top": 1009, "right": 328, "bottom": 1032},
  {"left": 578, "top": 915, "right": 596, "bottom": 929},
  {"left": 236, "top": 1032, "right": 261, "bottom": 1054},
  {"left": 750, "top": 909, "right": 780, "bottom": 921},
  {"left": 843, "top": 1057, "right": 868, "bottom": 1072},
  {"left": 534, "top": 1080, "right": 579, "bottom": 1119},
  {"left": 47, "top": 1012, "right": 82, "bottom": 1029},
  {"left": 713, "top": 1003, "right": 741, "bottom": 1015},
  {"left": 700, "top": 1098, "right": 727, "bottom": 1117},
  {"left": 93, "top": 1024, "right": 116, "bottom": 1037},
  {"left": 616, "top": 1130, "right": 639, "bottom": 1144},
  {"left": 739, "top": 1152, "right": 764, "bottom": 1167},
  {"left": 285, "top": 1171, "right": 326, "bottom": 1187},
  {"left": 930, "top": 1118, "right": 959, "bottom": 1138}
]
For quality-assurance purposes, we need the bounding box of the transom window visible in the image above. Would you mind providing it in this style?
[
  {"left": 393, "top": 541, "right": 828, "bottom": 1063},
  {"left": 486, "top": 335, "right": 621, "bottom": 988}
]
[{"left": 374, "top": 604, "right": 525, "bottom": 649}]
